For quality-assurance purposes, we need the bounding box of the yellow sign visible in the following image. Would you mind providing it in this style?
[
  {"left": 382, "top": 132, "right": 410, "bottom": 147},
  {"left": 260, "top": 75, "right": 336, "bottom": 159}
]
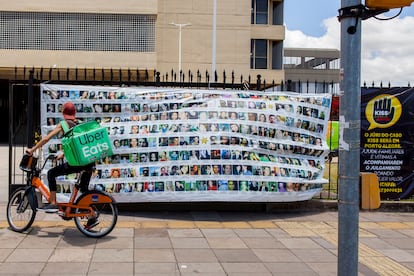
[{"left": 365, "top": 94, "right": 402, "bottom": 130}]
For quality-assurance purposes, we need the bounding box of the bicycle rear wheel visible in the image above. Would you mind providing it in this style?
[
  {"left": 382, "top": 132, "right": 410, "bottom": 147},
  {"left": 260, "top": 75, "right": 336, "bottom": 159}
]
[
  {"left": 7, "top": 187, "right": 37, "bottom": 232},
  {"left": 73, "top": 191, "right": 118, "bottom": 238}
]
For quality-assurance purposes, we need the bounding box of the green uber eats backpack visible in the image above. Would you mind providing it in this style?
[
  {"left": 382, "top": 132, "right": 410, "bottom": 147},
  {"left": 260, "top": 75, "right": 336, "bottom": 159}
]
[{"left": 61, "top": 120, "right": 113, "bottom": 166}]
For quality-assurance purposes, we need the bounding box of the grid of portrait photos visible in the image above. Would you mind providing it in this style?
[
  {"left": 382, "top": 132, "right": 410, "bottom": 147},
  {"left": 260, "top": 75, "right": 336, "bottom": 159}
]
[{"left": 41, "top": 84, "right": 332, "bottom": 200}]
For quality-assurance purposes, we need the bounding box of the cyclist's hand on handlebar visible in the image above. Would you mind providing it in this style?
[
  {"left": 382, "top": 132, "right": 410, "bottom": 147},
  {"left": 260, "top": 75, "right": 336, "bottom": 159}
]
[
  {"left": 25, "top": 148, "right": 34, "bottom": 156},
  {"left": 57, "top": 153, "right": 64, "bottom": 160}
]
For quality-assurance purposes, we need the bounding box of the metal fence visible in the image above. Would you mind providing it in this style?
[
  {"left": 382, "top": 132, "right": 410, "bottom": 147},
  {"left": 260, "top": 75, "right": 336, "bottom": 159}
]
[{"left": 7, "top": 66, "right": 338, "bottom": 199}]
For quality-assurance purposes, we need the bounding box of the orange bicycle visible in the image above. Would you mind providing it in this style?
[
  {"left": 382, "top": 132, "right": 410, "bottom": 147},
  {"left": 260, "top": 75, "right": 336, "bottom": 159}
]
[{"left": 7, "top": 154, "right": 118, "bottom": 238}]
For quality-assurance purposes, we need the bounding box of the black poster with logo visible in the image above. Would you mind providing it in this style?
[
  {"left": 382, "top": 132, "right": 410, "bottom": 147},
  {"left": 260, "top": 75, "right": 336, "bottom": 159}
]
[{"left": 361, "top": 87, "right": 414, "bottom": 200}]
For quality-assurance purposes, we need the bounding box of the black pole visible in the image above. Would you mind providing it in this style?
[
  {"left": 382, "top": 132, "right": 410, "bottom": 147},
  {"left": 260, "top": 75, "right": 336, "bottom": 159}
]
[
  {"left": 8, "top": 81, "right": 13, "bottom": 198},
  {"left": 27, "top": 70, "right": 34, "bottom": 148}
]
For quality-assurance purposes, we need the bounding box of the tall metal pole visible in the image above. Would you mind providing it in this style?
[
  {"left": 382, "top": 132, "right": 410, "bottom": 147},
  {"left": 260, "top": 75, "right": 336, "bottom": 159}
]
[
  {"left": 178, "top": 25, "right": 182, "bottom": 77},
  {"left": 338, "top": 1, "right": 361, "bottom": 275},
  {"left": 27, "top": 70, "right": 34, "bottom": 148},
  {"left": 212, "top": 0, "right": 217, "bottom": 75},
  {"left": 170, "top": 23, "right": 191, "bottom": 82}
]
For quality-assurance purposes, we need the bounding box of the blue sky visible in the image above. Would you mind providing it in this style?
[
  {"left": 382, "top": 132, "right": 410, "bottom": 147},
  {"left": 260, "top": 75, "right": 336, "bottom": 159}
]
[
  {"left": 285, "top": 0, "right": 414, "bottom": 37},
  {"left": 284, "top": 1, "right": 414, "bottom": 86},
  {"left": 285, "top": 0, "right": 340, "bottom": 37}
]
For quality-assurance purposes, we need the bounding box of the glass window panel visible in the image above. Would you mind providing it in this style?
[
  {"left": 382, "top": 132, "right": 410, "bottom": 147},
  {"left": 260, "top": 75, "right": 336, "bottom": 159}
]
[{"left": 0, "top": 11, "right": 156, "bottom": 52}]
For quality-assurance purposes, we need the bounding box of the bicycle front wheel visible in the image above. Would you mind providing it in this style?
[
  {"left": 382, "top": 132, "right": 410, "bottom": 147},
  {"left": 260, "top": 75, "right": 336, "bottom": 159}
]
[
  {"left": 73, "top": 191, "right": 118, "bottom": 238},
  {"left": 7, "top": 187, "right": 37, "bottom": 232}
]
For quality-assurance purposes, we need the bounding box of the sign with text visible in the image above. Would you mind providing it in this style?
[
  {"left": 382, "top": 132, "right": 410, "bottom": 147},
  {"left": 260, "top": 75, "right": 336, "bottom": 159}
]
[
  {"left": 361, "top": 87, "right": 414, "bottom": 200},
  {"left": 41, "top": 84, "right": 331, "bottom": 202}
]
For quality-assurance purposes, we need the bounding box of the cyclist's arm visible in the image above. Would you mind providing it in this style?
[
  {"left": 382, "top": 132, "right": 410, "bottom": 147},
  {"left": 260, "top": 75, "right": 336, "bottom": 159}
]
[{"left": 26, "top": 123, "right": 63, "bottom": 155}]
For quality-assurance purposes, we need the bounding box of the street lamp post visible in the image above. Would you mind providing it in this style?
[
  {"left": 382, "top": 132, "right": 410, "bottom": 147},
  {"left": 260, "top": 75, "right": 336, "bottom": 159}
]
[{"left": 170, "top": 22, "right": 191, "bottom": 82}]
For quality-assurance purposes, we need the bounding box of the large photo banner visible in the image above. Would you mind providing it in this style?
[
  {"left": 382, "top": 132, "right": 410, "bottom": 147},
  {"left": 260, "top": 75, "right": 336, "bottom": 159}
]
[
  {"left": 41, "top": 84, "right": 331, "bottom": 202},
  {"left": 361, "top": 87, "right": 414, "bottom": 200}
]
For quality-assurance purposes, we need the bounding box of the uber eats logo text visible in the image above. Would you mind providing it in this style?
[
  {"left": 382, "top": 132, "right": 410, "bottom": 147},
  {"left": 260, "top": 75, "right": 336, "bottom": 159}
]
[{"left": 78, "top": 129, "right": 109, "bottom": 158}]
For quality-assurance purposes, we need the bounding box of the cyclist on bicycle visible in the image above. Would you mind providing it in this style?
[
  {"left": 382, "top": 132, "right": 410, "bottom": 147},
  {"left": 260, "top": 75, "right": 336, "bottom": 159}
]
[{"left": 26, "top": 102, "right": 95, "bottom": 221}]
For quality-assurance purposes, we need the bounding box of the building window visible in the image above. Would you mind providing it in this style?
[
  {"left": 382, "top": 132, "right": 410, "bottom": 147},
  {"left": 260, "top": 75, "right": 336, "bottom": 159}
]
[
  {"left": 0, "top": 11, "right": 156, "bottom": 52},
  {"left": 251, "top": 0, "right": 268, "bottom": 24},
  {"left": 272, "top": 0, "right": 284, "bottom": 25},
  {"left": 271, "top": 41, "right": 283, "bottom": 69},
  {"left": 251, "top": 39, "right": 268, "bottom": 69}
]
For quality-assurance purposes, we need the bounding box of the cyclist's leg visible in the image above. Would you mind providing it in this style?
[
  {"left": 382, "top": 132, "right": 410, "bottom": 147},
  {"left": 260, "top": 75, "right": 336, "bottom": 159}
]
[
  {"left": 47, "top": 163, "right": 69, "bottom": 205},
  {"left": 47, "top": 162, "right": 86, "bottom": 205},
  {"left": 77, "top": 163, "right": 94, "bottom": 193}
]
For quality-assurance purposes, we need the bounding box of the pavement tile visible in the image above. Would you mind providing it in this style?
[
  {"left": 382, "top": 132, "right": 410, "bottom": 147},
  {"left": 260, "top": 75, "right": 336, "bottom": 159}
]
[
  {"left": 201, "top": 228, "right": 237, "bottom": 238},
  {"left": 167, "top": 221, "right": 196, "bottom": 228},
  {"left": 234, "top": 228, "right": 272, "bottom": 238},
  {"left": 57, "top": 235, "right": 97, "bottom": 248},
  {"left": 194, "top": 221, "right": 224, "bottom": 228},
  {"left": 282, "top": 227, "right": 319, "bottom": 237},
  {"left": 252, "top": 248, "right": 301, "bottom": 262},
  {"left": 401, "top": 262, "right": 414, "bottom": 271},
  {"left": 365, "top": 228, "right": 408, "bottom": 238},
  {"left": 174, "top": 248, "right": 218, "bottom": 262},
  {"left": 359, "top": 255, "right": 414, "bottom": 275},
  {"left": 207, "top": 237, "right": 248, "bottom": 249},
  {"left": 17, "top": 236, "right": 61, "bottom": 249},
  {"left": 1, "top": 199, "right": 414, "bottom": 276},
  {"left": 300, "top": 221, "right": 334, "bottom": 229},
  {"left": 221, "top": 262, "right": 270, "bottom": 274},
  {"left": 0, "top": 262, "right": 45, "bottom": 275},
  {"left": 178, "top": 262, "right": 225, "bottom": 274},
  {"left": 222, "top": 221, "right": 251, "bottom": 228},
  {"left": 264, "top": 262, "right": 318, "bottom": 274},
  {"left": 214, "top": 248, "right": 261, "bottom": 263},
  {"left": 378, "top": 222, "right": 412, "bottom": 229},
  {"left": 41, "top": 262, "right": 89, "bottom": 275},
  {"left": 107, "top": 227, "right": 134, "bottom": 237},
  {"left": 291, "top": 248, "right": 337, "bottom": 263},
  {"left": 135, "top": 228, "right": 169, "bottom": 237},
  {"left": 134, "top": 237, "right": 172, "bottom": 248},
  {"left": 278, "top": 237, "right": 323, "bottom": 249},
  {"left": 0, "top": 236, "right": 25, "bottom": 249},
  {"left": 0, "top": 249, "right": 13, "bottom": 262},
  {"left": 359, "top": 228, "right": 377, "bottom": 238},
  {"left": 240, "top": 237, "right": 286, "bottom": 249},
  {"left": 96, "top": 237, "right": 134, "bottom": 248},
  {"left": 141, "top": 221, "right": 168, "bottom": 228},
  {"left": 398, "top": 229, "right": 414, "bottom": 238},
  {"left": 382, "top": 238, "right": 414, "bottom": 249},
  {"left": 305, "top": 262, "right": 337, "bottom": 275},
  {"left": 360, "top": 237, "right": 397, "bottom": 250},
  {"left": 360, "top": 221, "right": 386, "bottom": 229},
  {"left": 168, "top": 228, "right": 203, "bottom": 238},
  {"left": 135, "top": 262, "right": 179, "bottom": 274},
  {"left": 6, "top": 248, "right": 54, "bottom": 262},
  {"left": 248, "top": 221, "right": 278, "bottom": 228},
  {"left": 265, "top": 228, "right": 292, "bottom": 239},
  {"left": 88, "top": 262, "right": 134, "bottom": 275},
  {"left": 92, "top": 248, "right": 134, "bottom": 262},
  {"left": 134, "top": 248, "right": 176, "bottom": 262},
  {"left": 170, "top": 237, "right": 210, "bottom": 248},
  {"left": 378, "top": 249, "right": 414, "bottom": 262},
  {"left": 48, "top": 248, "right": 93, "bottom": 262},
  {"left": 311, "top": 237, "right": 337, "bottom": 250}
]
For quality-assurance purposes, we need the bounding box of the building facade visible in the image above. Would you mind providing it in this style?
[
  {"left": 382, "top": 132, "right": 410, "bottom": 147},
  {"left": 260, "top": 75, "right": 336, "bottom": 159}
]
[
  {"left": 0, "top": 0, "right": 341, "bottom": 144},
  {"left": 0, "top": 0, "right": 285, "bottom": 82}
]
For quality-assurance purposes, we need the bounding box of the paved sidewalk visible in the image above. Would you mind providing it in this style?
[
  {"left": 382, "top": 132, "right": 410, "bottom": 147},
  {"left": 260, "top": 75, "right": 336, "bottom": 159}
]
[{"left": 1, "top": 205, "right": 414, "bottom": 275}]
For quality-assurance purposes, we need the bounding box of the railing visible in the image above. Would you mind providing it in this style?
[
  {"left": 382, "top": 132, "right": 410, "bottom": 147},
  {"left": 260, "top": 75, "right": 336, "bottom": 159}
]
[{"left": 8, "top": 67, "right": 339, "bottom": 200}]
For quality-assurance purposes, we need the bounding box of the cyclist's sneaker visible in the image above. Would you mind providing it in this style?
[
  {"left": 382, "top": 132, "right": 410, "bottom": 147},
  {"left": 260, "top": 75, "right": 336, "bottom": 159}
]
[
  {"left": 85, "top": 217, "right": 99, "bottom": 229},
  {"left": 38, "top": 204, "right": 59, "bottom": 213}
]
